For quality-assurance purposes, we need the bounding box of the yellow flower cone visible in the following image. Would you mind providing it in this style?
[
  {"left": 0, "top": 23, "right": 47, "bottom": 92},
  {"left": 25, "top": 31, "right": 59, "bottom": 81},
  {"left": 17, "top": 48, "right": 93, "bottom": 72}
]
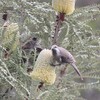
[
  {"left": 30, "top": 49, "right": 56, "bottom": 85},
  {"left": 2, "top": 23, "right": 19, "bottom": 52},
  {"left": 52, "top": 0, "right": 75, "bottom": 15}
]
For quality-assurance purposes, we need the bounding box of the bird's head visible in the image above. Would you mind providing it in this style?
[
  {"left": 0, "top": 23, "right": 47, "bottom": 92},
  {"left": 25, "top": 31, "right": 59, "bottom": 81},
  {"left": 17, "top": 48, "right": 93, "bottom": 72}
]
[
  {"left": 51, "top": 45, "right": 58, "bottom": 49},
  {"left": 51, "top": 45, "right": 60, "bottom": 56}
]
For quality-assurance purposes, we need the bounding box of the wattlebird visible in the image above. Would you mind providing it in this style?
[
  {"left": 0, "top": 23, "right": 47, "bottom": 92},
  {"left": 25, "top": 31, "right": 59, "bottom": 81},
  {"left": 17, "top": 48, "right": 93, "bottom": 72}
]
[{"left": 51, "top": 45, "right": 83, "bottom": 80}]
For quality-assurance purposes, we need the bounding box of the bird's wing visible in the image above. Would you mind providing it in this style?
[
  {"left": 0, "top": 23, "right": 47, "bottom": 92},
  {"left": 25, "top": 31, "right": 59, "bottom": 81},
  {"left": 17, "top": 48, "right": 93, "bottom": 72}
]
[{"left": 58, "top": 47, "right": 76, "bottom": 63}]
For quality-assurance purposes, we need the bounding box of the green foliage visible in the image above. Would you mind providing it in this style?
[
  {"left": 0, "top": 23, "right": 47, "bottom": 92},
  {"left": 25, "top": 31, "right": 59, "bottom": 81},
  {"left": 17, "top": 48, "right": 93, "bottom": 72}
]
[{"left": 0, "top": 0, "right": 100, "bottom": 100}]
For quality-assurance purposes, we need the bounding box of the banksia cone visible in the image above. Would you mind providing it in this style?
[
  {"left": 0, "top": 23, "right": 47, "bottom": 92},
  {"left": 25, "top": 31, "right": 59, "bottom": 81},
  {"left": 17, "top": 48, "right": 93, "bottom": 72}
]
[
  {"left": 52, "top": 0, "right": 75, "bottom": 15},
  {"left": 2, "top": 23, "right": 19, "bottom": 52},
  {"left": 30, "top": 49, "right": 56, "bottom": 85}
]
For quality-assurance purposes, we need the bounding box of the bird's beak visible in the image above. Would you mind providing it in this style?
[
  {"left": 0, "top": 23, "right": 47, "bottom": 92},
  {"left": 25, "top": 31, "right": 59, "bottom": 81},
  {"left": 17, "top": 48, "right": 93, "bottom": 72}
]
[{"left": 71, "top": 63, "right": 83, "bottom": 80}]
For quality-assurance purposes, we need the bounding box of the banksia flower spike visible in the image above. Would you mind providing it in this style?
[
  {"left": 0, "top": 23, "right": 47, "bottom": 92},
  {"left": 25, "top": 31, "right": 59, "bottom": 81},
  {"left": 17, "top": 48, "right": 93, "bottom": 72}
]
[
  {"left": 2, "top": 23, "right": 19, "bottom": 52},
  {"left": 52, "top": 0, "right": 75, "bottom": 44},
  {"left": 1, "top": 22, "right": 19, "bottom": 58},
  {"left": 52, "top": 0, "right": 75, "bottom": 15},
  {"left": 30, "top": 49, "right": 56, "bottom": 89}
]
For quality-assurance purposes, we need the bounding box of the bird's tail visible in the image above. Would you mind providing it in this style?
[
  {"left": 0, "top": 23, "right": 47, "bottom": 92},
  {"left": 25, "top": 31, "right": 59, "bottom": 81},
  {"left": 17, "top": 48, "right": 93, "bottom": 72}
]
[{"left": 71, "top": 63, "right": 83, "bottom": 80}]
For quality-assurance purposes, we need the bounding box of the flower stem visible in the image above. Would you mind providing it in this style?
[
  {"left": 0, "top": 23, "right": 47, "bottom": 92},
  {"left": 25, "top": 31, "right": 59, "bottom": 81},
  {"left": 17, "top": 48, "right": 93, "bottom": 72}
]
[{"left": 52, "top": 12, "right": 65, "bottom": 45}]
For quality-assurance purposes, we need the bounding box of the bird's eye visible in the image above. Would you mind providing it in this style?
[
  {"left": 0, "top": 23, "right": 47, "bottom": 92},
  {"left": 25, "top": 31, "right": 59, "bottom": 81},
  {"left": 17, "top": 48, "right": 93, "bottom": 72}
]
[{"left": 54, "top": 46, "right": 57, "bottom": 48}]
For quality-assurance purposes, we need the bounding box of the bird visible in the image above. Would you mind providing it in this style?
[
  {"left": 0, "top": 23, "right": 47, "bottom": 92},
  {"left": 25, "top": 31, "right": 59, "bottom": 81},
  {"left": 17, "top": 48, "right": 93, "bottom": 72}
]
[
  {"left": 21, "top": 37, "right": 42, "bottom": 70},
  {"left": 51, "top": 45, "right": 83, "bottom": 80}
]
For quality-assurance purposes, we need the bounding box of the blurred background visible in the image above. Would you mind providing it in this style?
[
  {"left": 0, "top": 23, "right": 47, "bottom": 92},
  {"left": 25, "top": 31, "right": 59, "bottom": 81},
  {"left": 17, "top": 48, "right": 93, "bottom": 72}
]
[{"left": 0, "top": 0, "right": 100, "bottom": 100}]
